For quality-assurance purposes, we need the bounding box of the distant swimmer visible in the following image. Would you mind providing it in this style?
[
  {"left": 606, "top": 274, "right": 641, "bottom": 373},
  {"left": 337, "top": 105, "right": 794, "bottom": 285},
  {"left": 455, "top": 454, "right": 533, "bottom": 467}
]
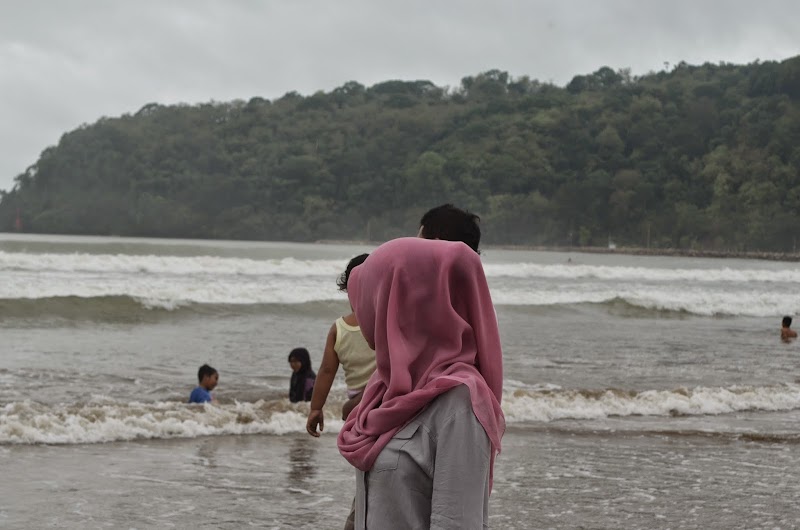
[
  {"left": 189, "top": 364, "right": 219, "bottom": 404},
  {"left": 781, "top": 316, "right": 797, "bottom": 342}
]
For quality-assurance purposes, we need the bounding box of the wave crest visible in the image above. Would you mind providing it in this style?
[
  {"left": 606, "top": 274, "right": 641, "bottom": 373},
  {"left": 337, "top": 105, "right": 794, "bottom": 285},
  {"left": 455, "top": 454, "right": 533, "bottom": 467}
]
[
  {"left": 3, "top": 383, "right": 799, "bottom": 445},
  {"left": 0, "top": 399, "right": 344, "bottom": 445},
  {"left": 0, "top": 296, "right": 347, "bottom": 321},
  {"left": 503, "top": 384, "right": 800, "bottom": 423}
]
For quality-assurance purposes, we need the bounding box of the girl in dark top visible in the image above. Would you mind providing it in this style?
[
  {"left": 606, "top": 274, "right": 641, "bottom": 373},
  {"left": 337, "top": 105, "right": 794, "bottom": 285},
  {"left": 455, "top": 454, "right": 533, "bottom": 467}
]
[{"left": 288, "top": 347, "right": 316, "bottom": 402}]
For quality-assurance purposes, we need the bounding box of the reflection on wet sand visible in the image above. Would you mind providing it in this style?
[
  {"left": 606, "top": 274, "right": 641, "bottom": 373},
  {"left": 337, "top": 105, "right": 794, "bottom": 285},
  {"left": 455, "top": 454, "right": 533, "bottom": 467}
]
[
  {"left": 195, "top": 438, "right": 219, "bottom": 468},
  {"left": 287, "top": 436, "right": 318, "bottom": 489}
]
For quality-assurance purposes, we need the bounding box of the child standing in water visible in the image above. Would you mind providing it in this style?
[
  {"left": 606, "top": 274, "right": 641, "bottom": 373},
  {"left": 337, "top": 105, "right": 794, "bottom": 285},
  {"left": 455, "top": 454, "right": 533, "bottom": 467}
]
[
  {"left": 189, "top": 364, "right": 219, "bottom": 404},
  {"left": 288, "top": 348, "right": 316, "bottom": 402},
  {"left": 306, "top": 254, "right": 374, "bottom": 436}
]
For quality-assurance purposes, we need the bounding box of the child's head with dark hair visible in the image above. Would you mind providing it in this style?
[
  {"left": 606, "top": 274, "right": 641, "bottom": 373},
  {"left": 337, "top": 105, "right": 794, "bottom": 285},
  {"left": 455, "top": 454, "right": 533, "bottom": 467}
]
[
  {"left": 288, "top": 347, "right": 313, "bottom": 373},
  {"left": 337, "top": 253, "right": 369, "bottom": 292},
  {"left": 418, "top": 203, "right": 481, "bottom": 254},
  {"left": 783, "top": 316, "right": 793, "bottom": 328},
  {"left": 197, "top": 364, "right": 217, "bottom": 383},
  {"left": 197, "top": 364, "right": 219, "bottom": 391}
]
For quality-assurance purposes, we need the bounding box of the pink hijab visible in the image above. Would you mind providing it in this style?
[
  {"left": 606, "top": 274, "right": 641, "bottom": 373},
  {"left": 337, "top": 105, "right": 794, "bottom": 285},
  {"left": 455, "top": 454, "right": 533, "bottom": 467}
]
[{"left": 337, "top": 237, "right": 505, "bottom": 485}]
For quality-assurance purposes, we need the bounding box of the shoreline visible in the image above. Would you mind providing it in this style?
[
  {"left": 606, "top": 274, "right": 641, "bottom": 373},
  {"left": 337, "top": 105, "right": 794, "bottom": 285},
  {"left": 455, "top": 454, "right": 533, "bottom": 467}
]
[
  {"left": 486, "top": 245, "right": 800, "bottom": 262},
  {"left": 4, "top": 232, "right": 800, "bottom": 262},
  {"left": 317, "top": 239, "right": 800, "bottom": 262}
]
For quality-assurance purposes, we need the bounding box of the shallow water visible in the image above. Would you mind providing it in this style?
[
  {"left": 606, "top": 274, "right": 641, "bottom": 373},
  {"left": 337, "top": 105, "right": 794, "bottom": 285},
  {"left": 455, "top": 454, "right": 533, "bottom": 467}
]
[
  {"left": 2, "top": 429, "right": 798, "bottom": 529},
  {"left": 2, "top": 234, "right": 800, "bottom": 528}
]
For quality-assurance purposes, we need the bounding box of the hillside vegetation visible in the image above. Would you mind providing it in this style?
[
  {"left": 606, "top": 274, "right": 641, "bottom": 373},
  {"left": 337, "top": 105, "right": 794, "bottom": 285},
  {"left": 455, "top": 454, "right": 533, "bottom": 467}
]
[{"left": 2, "top": 56, "right": 800, "bottom": 250}]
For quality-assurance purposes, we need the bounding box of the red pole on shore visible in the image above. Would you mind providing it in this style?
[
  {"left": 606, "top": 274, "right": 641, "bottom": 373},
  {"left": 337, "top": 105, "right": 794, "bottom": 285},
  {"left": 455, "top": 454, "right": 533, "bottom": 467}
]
[{"left": 14, "top": 208, "right": 22, "bottom": 232}]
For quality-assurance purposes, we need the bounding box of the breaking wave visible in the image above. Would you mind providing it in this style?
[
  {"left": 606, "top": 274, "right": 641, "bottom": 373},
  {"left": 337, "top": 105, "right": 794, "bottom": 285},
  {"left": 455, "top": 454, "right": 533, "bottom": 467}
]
[
  {"left": 3, "top": 250, "right": 800, "bottom": 317},
  {"left": 502, "top": 383, "right": 800, "bottom": 423},
  {"left": 0, "top": 398, "right": 345, "bottom": 445},
  {"left": 3, "top": 383, "right": 799, "bottom": 445}
]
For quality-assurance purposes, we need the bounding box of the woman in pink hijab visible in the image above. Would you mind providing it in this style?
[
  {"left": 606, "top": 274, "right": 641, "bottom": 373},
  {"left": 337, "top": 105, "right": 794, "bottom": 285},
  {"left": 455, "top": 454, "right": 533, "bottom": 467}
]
[{"left": 337, "top": 237, "right": 505, "bottom": 529}]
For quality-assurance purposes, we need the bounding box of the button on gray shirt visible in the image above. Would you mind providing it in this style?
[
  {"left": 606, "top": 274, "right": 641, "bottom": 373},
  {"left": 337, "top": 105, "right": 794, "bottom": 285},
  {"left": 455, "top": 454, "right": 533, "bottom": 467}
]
[{"left": 353, "top": 384, "right": 491, "bottom": 529}]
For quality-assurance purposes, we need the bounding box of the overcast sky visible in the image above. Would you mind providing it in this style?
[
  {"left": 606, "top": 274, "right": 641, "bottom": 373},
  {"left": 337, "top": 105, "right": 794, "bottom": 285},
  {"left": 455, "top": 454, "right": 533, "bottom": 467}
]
[{"left": 1, "top": 0, "right": 797, "bottom": 192}]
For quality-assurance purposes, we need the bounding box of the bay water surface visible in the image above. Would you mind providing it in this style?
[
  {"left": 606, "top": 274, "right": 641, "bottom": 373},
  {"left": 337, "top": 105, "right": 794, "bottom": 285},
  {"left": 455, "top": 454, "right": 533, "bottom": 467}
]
[{"left": 1, "top": 234, "right": 799, "bottom": 529}]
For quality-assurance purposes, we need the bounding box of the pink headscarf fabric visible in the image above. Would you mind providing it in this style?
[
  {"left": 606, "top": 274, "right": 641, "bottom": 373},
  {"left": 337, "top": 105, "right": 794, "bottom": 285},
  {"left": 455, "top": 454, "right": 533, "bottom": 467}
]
[{"left": 337, "top": 237, "right": 505, "bottom": 485}]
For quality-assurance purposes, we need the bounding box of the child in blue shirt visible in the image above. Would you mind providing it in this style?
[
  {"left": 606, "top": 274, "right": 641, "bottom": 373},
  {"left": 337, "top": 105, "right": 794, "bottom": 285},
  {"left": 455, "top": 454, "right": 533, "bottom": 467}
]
[{"left": 189, "top": 364, "right": 218, "bottom": 404}]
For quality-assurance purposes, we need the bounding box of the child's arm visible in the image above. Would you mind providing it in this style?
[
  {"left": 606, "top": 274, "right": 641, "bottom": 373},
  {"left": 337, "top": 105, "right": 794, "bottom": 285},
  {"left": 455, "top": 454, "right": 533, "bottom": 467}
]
[{"left": 306, "top": 323, "right": 340, "bottom": 437}]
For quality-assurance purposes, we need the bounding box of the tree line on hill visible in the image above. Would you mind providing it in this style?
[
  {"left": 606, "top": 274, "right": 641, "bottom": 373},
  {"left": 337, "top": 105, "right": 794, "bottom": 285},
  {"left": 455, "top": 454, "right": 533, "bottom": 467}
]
[{"left": 2, "top": 55, "right": 800, "bottom": 250}]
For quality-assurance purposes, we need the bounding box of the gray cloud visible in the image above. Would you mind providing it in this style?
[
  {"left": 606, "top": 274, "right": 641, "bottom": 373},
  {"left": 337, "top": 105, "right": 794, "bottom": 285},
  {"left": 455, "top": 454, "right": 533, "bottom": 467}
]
[{"left": 1, "top": 0, "right": 798, "bottom": 191}]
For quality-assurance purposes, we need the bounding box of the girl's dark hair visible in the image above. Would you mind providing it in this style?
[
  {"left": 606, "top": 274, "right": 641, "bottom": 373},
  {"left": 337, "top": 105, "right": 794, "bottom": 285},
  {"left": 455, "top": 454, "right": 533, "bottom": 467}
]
[
  {"left": 288, "top": 347, "right": 312, "bottom": 373},
  {"left": 337, "top": 253, "right": 369, "bottom": 292}
]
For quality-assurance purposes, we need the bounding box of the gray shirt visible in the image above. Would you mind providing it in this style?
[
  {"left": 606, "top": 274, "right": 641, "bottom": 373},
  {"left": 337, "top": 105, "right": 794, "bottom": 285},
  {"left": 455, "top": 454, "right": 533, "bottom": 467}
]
[{"left": 354, "top": 384, "right": 491, "bottom": 529}]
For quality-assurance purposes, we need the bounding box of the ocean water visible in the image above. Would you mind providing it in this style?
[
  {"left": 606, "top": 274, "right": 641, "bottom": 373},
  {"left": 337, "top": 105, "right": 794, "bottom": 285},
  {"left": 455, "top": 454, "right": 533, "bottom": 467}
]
[{"left": 1, "top": 233, "right": 799, "bottom": 529}]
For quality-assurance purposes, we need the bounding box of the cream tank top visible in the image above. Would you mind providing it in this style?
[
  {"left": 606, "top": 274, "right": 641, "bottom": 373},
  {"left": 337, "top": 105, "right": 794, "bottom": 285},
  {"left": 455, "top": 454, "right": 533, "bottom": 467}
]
[{"left": 334, "top": 317, "right": 377, "bottom": 391}]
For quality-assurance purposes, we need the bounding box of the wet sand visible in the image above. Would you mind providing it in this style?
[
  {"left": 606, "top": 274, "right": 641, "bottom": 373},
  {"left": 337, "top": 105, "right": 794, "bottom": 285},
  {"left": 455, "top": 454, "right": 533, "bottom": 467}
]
[{"left": 2, "top": 427, "right": 799, "bottom": 529}]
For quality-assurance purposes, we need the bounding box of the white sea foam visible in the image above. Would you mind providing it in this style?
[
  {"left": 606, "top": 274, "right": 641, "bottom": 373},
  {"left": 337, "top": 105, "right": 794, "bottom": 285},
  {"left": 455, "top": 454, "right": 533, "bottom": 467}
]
[
  {"left": 502, "top": 383, "right": 800, "bottom": 423},
  {"left": 3, "top": 384, "right": 799, "bottom": 444},
  {"left": 484, "top": 263, "right": 800, "bottom": 283},
  {"left": 490, "top": 285, "right": 800, "bottom": 317},
  {"left": 2, "top": 251, "right": 799, "bottom": 315},
  {"left": 3, "top": 251, "right": 800, "bottom": 284},
  {"left": 0, "top": 399, "right": 344, "bottom": 445},
  {"left": 0, "top": 251, "right": 346, "bottom": 277}
]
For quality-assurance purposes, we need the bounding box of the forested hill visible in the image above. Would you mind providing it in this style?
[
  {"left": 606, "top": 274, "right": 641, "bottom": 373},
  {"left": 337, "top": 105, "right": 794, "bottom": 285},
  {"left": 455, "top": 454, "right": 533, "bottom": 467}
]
[{"left": 2, "top": 56, "right": 800, "bottom": 250}]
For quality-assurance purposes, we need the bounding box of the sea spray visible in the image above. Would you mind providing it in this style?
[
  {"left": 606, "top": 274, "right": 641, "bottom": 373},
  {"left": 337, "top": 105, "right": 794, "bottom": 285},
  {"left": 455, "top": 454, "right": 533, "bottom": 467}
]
[
  {"left": 4, "top": 383, "right": 800, "bottom": 445},
  {"left": 502, "top": 383, "right": 800, "bottom": 423},
  {"left": 0, "top": 399, "right": 345, "bottom": 445}
]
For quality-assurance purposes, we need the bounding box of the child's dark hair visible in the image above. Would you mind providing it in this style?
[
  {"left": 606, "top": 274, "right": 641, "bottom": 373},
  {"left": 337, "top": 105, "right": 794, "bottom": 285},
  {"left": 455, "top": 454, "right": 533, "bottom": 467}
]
[
  {"left": 288, "top": 347, "right": 313, "bottom": 373},
  {"left": 419, "top": 203, "right": 481, "bottom": 254},
  {"left": 337, "top": 253, "right": 369, "bottom": 292},
  {"left": 783, "top": 316, "right": 793, "bottom": 327},
  {"left": 197, "top": 364, "right": 217, "bottom": 383}
]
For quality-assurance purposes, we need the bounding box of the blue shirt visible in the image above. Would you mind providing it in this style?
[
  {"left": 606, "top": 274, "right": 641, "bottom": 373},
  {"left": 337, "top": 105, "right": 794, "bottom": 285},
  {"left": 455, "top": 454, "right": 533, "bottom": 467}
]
[{"left": 189, "top": 386, "right": 212, "bottom": 404}]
